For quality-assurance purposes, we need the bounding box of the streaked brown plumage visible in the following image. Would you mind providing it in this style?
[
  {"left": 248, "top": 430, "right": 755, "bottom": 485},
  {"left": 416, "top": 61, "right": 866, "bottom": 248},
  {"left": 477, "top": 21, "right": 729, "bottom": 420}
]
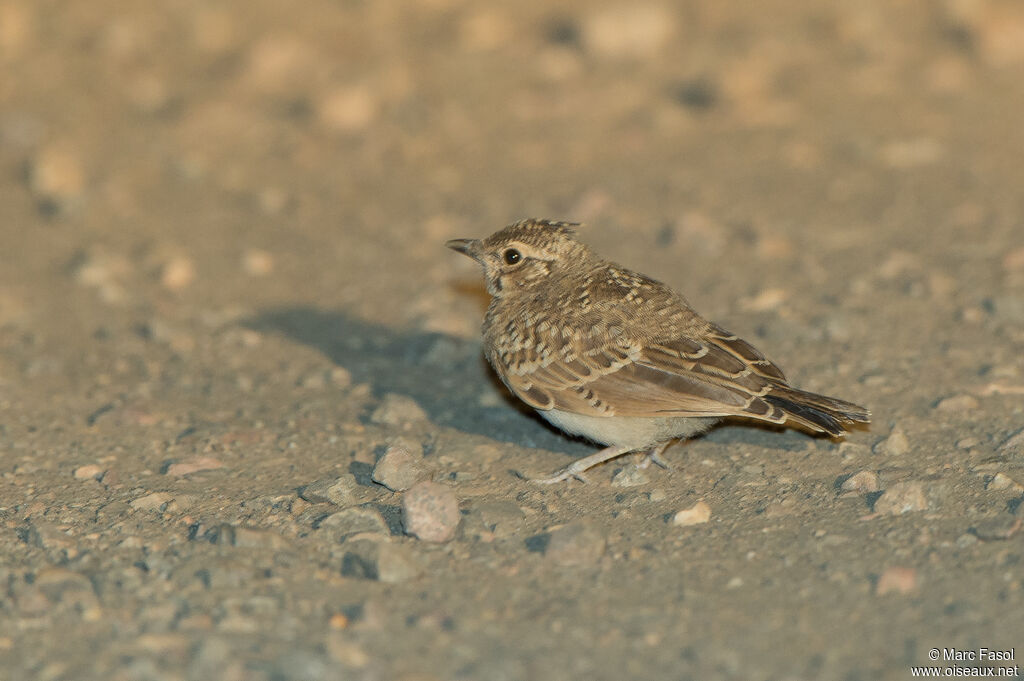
[{"left": 447, "top": 218, "right": 870, "bottom": 483}]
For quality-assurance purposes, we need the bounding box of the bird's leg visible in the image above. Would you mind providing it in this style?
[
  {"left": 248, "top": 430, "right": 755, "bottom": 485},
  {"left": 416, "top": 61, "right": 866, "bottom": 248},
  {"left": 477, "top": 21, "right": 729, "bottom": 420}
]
[
  {"left": 530, "top": 445, "right": 635, "bottom": 484},
  {"left": 635, "top": 441, "right": 673, "bottom": 470}
]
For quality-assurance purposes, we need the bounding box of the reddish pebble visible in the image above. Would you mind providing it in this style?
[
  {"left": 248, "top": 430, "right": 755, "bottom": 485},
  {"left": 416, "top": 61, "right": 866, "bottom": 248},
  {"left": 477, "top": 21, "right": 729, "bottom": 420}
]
[{"left": 402, "top": 482, "right": 459, "bottom": 543}]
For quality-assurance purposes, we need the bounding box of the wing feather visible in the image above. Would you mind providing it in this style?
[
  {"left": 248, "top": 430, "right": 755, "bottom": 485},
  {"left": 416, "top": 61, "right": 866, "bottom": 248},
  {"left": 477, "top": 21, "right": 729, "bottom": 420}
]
[{"left": 492, "top": 321, "right": 865, "bottom": 434}]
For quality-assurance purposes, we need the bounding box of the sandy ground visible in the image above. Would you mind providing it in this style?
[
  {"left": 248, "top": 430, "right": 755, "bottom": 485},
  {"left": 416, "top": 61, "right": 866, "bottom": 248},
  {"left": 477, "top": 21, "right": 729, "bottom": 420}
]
[{"left": 2, "top": 1, "right": 1024, "bottom": 679}]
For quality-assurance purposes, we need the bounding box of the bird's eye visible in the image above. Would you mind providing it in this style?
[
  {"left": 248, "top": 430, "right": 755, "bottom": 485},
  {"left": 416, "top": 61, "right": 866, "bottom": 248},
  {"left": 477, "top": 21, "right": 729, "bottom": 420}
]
[{"left": 503, "top": 248, "right": 522, "bottom": 265}]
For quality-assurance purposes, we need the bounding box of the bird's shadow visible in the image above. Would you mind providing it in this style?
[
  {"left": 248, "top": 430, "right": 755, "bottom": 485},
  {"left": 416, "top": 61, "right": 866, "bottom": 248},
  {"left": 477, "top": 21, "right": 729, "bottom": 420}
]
[
  {"left": 246, "top": 307, "right": 592, "bottom": 454},
  {"left": 247, "top": 307, "right": 826, "bottom": 457}
]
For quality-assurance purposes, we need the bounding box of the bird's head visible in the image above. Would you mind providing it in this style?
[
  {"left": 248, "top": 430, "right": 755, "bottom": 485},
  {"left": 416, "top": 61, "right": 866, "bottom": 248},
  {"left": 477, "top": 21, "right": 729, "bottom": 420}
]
[{"left": 446, "top": 218, "right": 589, "bottom": 296}]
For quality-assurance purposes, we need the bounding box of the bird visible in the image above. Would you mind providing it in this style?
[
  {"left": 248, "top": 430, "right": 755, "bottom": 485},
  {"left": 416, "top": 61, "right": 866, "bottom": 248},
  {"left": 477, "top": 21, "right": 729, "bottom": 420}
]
[{"left": 446, "top": 218, "right": 870, "bottom": 484}]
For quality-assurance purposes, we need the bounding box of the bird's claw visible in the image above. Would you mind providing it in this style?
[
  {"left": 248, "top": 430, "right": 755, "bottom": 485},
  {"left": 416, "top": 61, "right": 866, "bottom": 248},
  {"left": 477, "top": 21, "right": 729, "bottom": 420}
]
[{"left": 529, "top": 463, "right": 592, "bottom": 485}]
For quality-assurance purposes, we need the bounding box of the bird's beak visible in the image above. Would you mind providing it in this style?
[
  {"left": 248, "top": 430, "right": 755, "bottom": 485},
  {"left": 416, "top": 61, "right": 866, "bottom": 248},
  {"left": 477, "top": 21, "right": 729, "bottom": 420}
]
[{"left": 445, "top": 238, "right": 480, "bottom": 260}]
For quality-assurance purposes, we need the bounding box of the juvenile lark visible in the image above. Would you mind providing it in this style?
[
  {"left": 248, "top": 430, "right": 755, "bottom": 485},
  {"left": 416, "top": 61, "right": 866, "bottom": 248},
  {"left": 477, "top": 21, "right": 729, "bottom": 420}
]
[{"left": 447, "top": 218, "right": 870, "bottom": 484}]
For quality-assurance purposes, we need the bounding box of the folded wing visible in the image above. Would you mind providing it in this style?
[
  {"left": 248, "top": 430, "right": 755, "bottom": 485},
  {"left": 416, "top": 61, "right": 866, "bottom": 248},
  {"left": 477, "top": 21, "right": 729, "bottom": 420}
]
[{"left": 494, "top": 322, "right": 868, "bottom": 435}]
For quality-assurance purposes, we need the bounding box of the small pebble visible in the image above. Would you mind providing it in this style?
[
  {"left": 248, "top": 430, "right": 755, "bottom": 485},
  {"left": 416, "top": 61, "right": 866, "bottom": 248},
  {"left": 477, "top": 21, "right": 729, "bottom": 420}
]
[
  {"left": 23, "top": 521, "right": 77, "bottom": 553},
  {"left": 325, "top": 633, "right": 370, "bottom": 667},
  {"left": 971, "top": 514, "right": 1022, "bottom": 541},
  {"left": 13, "top": 584, "right": 50, "bottom": 615},
  {"left": 987, "top": 472, "right": 1024, "bottom": 492},
  {"left": 73, "top": 464, "right": 104, "bottom": 481},
  {"left": 762, "top": 498, "right": 796, "bottom": 518},
  {"left": 739, "top": 288, "right": 788, "bottom": 313},
  {"left": 402, "top": 481, "right": 459, "bottom": 543},
  {"left": 164, "top": 456, "right": 224, "bottom": 477},
  {"left": 876, "top": 566, "right": 918, "bottom": 595},
  {"left": 956, "top": 437, "right": 981, "bottom": 450},
  {"left": 316, "top": 506, "right": 390, "bottom": 541},
  {"left": 545, "top": 521, "right": 606, "bottom": 567},
  {"left": 290, "top": 498, "right": 309, "bottom": 516},
  {"left": 971, "top": 7, "right": 1024, "bottom": 67},
  {"left": 934, "top": 394, "right": 979, "bottom": 413},
  {"left": 317, "top": 85, "right": 378, "bottom": 133},
  {"left": 956, "top": 532, "right": 979, "bottom": 548},
  {"left": 341, "top": 539, "right": 421, "bottom": 583},
  {"left": 874, "top": 427, "right": 910, "bottom": 457},
  {"left": 242, "top": 35, "right": 313, "bottom": 93},
  {"left": 672, "top": 500, "right": 712, "bottom": 526},
  {"left": 70, "top": 248, "right": 131, "bottom": 303},
  {"left": 331, "top": 367, "right": 353, "bottom": 388},
  {"left": 130, "top": 492, "right": 176, "bottom": 512},
  {"left": 160, "top": 255, "right": 196, "bottom": 291},
  {"left": 210, "top": 525, "right": 291, "bottom": 550},
  {"left": 27, "top": 143, "right": 84, "bottom": 213},
  {"left": 840, "top": 470, "right": 880, "bottom": 494},
  {"left": 610, "top": 466, "right": 650, "bottom": 487},
  {"left": 998, "top": 429, "right": 1024, "bottom": 456},
  {"left": 873, "top": 481, "right": 929, "bottom": 515},
  {"left": 370, "top": 393, "right": 429, "bottom": 426},
  {"left": 258, "top": 187, "right": 290, "bottom": 215},
  {"left": 242, "top": 249, "right": 274, "bottom": 276},
  {"left": 1003, "top": 246, "right": 1024, "bottom": 272},
  {"left": 33, "top": 568, "right": 99, "bottom": 615},
  {"left": 34, "top": 567, "right": 92, "bottom": 591},
  {"left": 837, "top": 442, "right": 870, "bottom": 461},
  {"left": 300, "top": 475, "right": 372, "bottom": 507},
  {"left": 466, "top": 500, "right": 525, "bottom": 539},
  {"left": 581, "top": 4, "right": 676, "bottom": 59},
  {"left": 372, "top": 445, "right": 425, "bottom": 492}
]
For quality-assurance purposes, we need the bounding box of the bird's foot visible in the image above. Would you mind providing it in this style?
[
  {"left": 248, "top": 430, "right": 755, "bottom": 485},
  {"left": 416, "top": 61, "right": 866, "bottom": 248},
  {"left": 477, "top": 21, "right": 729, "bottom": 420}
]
[
  {"left": 529, "top": 445, "right": 634, "bottom": 485},
  {"left": 636, "top": 442, "right": 672, "bottom": 471},
  {"left": 529, "top": 462, "right": 593, "bottom": 485}
]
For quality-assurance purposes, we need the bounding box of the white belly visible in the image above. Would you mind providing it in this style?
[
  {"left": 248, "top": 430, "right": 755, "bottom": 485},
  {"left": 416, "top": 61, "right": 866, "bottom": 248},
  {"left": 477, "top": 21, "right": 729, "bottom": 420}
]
[{"left": 539, "top": 409, "right": 718, "bottom": 449}]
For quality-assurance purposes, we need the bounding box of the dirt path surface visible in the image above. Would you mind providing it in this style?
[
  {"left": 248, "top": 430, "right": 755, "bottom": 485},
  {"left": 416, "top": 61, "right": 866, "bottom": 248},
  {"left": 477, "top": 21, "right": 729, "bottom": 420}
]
[{"left": 2, "top": 1, "right": 1023, "bottom": 679}]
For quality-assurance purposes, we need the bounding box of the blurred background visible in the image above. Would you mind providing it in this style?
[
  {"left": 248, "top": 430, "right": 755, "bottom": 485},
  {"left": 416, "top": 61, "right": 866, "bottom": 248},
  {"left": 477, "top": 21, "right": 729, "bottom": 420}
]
[
  {"left": 3, "top": 0, "right": 1022, "bottom": 338},
  {"left": 1, "top": 1, "right": 1023, "bottom": 679}
]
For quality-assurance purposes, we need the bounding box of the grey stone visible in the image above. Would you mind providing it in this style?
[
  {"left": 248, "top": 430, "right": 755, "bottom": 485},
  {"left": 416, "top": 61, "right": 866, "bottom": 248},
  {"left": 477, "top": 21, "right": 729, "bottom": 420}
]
[
  {"left": 971, "top": 514, "right": 1022, "bottom": 541},
  {"left": 299, "top": 474, "right": 373, "bottom": 507},
  {"left": 466, "top": 499, "right": 526, "bottom": 538},
  {"left": 873, "top": 481, "right": 929, "bottom": 515},
  {"left": 340, "top": 539, "right": 421, "bottom": 583},
  {"left": 316, "top": 505, "right": 390, "bottom": 541},
  {"left": 208, "top": 524, "right": 292, "bottom": 550}
]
